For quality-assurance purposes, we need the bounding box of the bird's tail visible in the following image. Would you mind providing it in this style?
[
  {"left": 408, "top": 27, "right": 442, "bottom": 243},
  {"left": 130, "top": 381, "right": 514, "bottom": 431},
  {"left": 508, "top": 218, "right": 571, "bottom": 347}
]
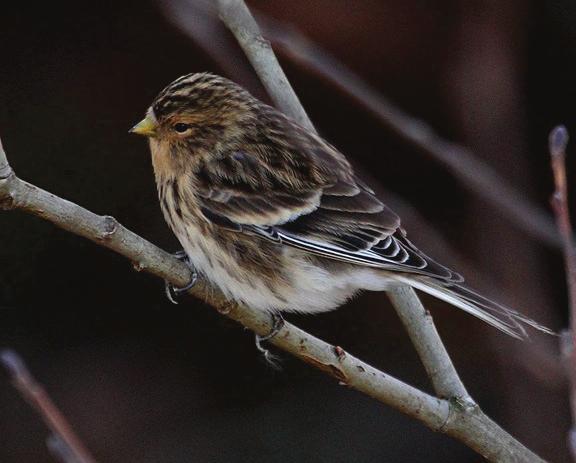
[{"left": 391, "top": 275, "right": 555, "bottom": 339}]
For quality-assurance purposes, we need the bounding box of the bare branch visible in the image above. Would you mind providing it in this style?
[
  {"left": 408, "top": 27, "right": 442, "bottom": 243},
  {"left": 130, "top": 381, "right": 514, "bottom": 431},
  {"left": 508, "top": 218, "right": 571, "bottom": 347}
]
[
  {"left": 216, "top": 0, "right": 314, "bottom": 131},
  {"left": 0, "top": 134, "right": 545, "bottom": 461},
  {"left": 0, "top": 350, "right": 98, "bottom": 463},
  {"left": 387, "top": 286, "right": 469, "bottom": 400},
  {"left": 549, "top": 125, "right": 576, "bottom": 460}
]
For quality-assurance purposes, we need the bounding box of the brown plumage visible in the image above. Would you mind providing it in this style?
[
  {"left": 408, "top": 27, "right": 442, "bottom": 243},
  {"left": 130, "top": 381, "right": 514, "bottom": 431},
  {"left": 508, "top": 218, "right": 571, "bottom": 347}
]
[{"left": 131, "top": 72, "right": 551, "bottom": 339}]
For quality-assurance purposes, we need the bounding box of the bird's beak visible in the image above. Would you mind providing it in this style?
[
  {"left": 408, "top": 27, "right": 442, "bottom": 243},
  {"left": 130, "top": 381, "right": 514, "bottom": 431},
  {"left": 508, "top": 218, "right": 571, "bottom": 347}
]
[{"left": 129, "top": 116, "right": 157, "bottom": 137}]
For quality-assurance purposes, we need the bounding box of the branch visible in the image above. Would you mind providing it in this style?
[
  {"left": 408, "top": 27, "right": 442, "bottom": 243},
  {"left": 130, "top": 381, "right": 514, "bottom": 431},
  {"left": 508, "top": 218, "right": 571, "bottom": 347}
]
[
  {"left": 549, "top": 125, "right": 576, "bottom": 460},
  {"left": 387, "top": 286, "right": 468, "bottom": 399},
  {"left": 216, "top": 0, "right": 314, "bottom": 131},
  {"left": 0, "top": 350, "right": 98, "bottom": 463},
  {"left": 0, "top": 134, "right": 544, "bottom": 461}
]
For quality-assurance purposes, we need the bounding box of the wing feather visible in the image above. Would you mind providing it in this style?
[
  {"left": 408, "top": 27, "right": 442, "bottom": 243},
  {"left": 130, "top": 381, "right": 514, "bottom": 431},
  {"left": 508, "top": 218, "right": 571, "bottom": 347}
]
[{"left": 195, "top": 109, "right": 460, "bottom": 282}]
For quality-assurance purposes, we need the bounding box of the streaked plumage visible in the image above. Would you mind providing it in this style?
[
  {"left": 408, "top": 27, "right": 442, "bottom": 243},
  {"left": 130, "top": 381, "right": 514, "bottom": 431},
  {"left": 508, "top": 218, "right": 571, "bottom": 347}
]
[{"left": 132, "top": 72, "right": 551, "bottom": 339}]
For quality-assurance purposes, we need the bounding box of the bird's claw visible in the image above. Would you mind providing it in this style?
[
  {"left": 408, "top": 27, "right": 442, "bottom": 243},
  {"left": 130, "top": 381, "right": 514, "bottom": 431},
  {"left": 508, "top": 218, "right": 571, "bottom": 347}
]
[
  {"left": 165, "top": 250, "right": 197, "bottom": 304},
  {"left": 255, "top": 313, "right": 285, "bottom": 369},
  {"left": 257, "top": 313, "right": 285, "bottom": 342}
]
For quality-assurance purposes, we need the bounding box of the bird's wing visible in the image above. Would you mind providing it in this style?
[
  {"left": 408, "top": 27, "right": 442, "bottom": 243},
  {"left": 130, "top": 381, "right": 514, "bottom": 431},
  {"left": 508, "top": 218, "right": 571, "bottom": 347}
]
[
  {"left": 196, "top": 113, "right": 460, "bottom": 282},
  {"left": 195, "top": 112, "right": 555, "bottom": 338}
]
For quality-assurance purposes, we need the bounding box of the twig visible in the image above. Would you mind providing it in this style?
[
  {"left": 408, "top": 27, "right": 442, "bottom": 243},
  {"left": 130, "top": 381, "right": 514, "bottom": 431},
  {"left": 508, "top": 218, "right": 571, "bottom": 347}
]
[
  {"left": 0, "top": 135, "right": 545, "bottom": 461},
  {"left": 0, "top": 350, "right": 98, "bottom": 463},
  {"left": 387, "top": 286, "right": 469, "bottom": 400},
  {"left": 216, "top": 0, "right": 314, "bottom": 131},
  {"left": 549, "top": 125, "right": 576, "bottom": 460}
]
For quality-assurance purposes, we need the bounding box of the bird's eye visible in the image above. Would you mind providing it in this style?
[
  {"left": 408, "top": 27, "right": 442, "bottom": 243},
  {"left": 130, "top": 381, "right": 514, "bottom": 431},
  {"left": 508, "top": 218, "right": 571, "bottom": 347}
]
[{"left": 173, "top": 123, "right": 191, "bottom": 134}]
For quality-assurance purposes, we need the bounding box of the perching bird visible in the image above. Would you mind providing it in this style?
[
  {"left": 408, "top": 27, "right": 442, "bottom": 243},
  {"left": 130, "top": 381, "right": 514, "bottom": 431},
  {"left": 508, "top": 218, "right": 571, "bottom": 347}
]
[{"left": 131, "top": 72, "right": 551, "bottom": 339}]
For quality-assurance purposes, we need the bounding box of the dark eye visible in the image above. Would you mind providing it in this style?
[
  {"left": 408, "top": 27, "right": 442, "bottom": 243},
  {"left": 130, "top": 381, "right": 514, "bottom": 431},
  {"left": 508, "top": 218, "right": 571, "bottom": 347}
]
[{"left": 173, "top": 123, "right": 191, "bottom": 134}]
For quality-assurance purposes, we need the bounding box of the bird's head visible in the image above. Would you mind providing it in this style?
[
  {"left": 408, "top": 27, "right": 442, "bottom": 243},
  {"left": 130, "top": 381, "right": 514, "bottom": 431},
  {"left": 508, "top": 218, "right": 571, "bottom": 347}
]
[{"left": 130, "top": 73, "right": 257, "bottom": 161}]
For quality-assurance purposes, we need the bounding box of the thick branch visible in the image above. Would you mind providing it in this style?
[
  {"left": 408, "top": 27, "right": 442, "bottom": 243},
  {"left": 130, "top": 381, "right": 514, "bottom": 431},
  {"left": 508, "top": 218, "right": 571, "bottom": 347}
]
[{"left": 0, "top": 137, "right": 544, "bottom": 461}]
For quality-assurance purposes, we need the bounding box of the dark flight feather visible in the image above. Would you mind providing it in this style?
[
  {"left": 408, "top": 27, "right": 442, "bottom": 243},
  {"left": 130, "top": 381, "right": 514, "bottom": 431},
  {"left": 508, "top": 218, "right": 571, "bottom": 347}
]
[{"left": 195, "top": 109, "right": 461, "bottom": 282}]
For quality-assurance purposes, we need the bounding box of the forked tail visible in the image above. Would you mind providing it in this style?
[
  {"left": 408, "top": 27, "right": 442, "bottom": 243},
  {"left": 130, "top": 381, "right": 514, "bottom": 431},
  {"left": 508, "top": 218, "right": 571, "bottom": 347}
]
[{"left": 392, "top": 275, "right": 555, "bottom": 339}]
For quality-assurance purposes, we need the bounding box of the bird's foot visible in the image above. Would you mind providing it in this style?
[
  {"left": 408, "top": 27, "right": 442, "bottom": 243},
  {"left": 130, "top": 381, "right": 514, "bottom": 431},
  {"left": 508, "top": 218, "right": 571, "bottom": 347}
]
[
  {"left": 165, "top": 250, "right": 198, "bottom": 305},
  {"left": 255, "top": 313, "right": 285, "bottom": 370}
]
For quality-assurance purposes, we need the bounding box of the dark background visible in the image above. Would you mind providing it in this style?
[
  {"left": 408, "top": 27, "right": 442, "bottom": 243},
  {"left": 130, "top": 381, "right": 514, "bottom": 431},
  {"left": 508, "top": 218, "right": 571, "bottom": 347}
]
[{"left": 0, "top": 0, "right": 573, "bottom": 461}]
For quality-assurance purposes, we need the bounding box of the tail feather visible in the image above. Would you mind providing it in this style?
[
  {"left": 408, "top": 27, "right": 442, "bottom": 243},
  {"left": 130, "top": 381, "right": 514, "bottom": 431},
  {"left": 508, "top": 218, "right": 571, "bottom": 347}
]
[{"left": 391, "top": 275, "right": 555, "bottom": 339}]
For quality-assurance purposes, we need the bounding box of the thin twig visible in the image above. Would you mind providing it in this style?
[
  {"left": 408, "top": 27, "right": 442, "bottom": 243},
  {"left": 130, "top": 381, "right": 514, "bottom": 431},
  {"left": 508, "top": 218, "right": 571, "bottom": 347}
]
[
  {"left": 0, "top": 350, "right": 98, "bottom": 463},
  {"left": 0, "top": 136, "right": 544, "bottom": 461},
  {"left": 387, "top": 286, "right": 470, "bottom": 400},
  {"left": 549, "top": 125, "right": 576, "bottom": 460},
  {"left": 216, "top": 0, "right": 314, "bottom": 131}
]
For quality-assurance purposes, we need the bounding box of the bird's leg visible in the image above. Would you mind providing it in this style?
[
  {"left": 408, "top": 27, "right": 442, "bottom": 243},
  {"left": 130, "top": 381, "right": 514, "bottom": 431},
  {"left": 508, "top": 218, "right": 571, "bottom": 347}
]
[
  {"left": 254, "top": 313, "right": 285, "bottom": 369},
  {"left": 165, "top": 250, "right": 198, "bottom": 305}
]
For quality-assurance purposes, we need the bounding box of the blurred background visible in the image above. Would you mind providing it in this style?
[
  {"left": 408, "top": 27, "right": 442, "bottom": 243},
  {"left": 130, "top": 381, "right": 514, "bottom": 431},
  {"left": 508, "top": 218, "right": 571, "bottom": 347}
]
[{"left": 0, "top": 0, "right": 573, "bottom": 461}]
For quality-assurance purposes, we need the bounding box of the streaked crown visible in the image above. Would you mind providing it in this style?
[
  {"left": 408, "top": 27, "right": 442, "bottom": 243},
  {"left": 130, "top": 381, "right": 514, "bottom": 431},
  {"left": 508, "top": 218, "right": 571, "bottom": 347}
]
[{"left": 151, "top": 72, "right": 254, "bottom": 120}]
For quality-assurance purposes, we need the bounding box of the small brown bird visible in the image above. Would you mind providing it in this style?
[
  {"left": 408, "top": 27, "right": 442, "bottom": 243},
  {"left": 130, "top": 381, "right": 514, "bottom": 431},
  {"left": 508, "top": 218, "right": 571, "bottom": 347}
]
[{"left": 131, "top": 72, "right": 550, "bottom": 339}]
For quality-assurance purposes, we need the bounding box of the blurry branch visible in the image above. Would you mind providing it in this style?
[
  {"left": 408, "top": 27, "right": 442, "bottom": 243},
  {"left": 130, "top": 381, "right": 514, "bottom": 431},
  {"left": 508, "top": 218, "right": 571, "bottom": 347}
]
[
  {"left": 0, "top": 128, "right": 544, "bottom": 462},
  {"left": 549, "top": 126, "right": 576, "bottom": 460},
  {"left": 0, "top": 350, "right": 98, "bottom": 463},
  {"left": 162, "top": 0, "right": 561, "bottom": 248},
  {"left": 261, "top": 17, "right": 562, "bottom": 249}
]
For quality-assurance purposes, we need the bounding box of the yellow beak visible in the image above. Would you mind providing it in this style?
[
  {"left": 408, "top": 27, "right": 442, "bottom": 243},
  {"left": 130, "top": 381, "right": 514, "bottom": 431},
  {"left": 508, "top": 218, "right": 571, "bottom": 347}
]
[{"left": 130, "top": 116, "right": 158, "bottom": 137}]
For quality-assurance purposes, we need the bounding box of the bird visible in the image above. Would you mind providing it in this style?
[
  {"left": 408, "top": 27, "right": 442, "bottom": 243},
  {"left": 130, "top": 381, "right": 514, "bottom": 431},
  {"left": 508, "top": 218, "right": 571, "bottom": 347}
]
[{"left": 130, "top": 72, "right": 552, "bottom": 340}]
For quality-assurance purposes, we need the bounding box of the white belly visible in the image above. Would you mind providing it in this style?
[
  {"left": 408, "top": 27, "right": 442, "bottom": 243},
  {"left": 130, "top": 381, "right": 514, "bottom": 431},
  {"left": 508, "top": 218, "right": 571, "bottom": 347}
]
[{"left": 176, "top": 223, "right": 392, "bottom": 314}]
